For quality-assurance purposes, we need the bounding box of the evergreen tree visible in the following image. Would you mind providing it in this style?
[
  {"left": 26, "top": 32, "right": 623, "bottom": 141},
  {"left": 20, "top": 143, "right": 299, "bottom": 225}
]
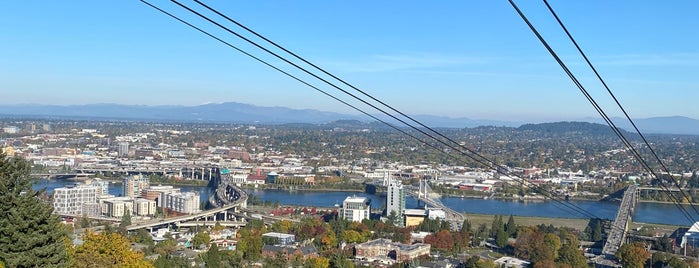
[
  {"left": 506, "top": 215, "right": 516, "bottom": 237},
  {"left": 461, "top": 219, "right": 472, "bottom": 234},
  {"left": 205, "top": 243, "right": 222, "bottom": 268},
  {"left": 0, "top": 152, "right": 68, "bottom": 267},
  {"left": 495, "top": 224, "right": 508, "bottom": 248}
]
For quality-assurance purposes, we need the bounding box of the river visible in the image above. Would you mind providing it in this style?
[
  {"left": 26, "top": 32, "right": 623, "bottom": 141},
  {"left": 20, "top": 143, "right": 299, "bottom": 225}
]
[{"left": 33, "top": 179, "right": 695, "bottom": 226}]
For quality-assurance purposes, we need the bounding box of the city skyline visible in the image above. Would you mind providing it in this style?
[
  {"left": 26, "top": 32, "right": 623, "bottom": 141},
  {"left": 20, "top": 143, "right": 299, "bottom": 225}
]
[{"left": 2, "top": 1, "right": 698, "bottom": 122}]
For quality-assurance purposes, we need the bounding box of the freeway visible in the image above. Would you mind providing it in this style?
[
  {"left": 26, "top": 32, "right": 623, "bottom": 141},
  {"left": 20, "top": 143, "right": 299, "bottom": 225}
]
[
  {"left": 127, "top": 184, "right": 248, "bottom": 231},
  {"left": 596, "top": 184, "right": 637, "bottom": 267}
]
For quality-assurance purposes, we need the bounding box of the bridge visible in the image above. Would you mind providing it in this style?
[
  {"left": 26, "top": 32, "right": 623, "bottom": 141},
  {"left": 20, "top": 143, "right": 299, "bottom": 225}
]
[
  {"left": 33, "top": 166, "right": 221, "bottom": 181},
  {"left": 127, "top": 178, "right": 248, "bottom": 231},
  {"left": 371, "top": 176, "right": 465, "bottom": 228},
  {"left": 596, "top": 184, "right": 638, "bottom": 267},
  {"left": 406, "top": 180, "right": 465, "bottom": 229}
]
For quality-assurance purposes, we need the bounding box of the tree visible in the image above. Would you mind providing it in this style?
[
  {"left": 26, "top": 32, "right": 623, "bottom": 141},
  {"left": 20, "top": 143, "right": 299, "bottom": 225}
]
[
  {"left": 556, "top": 244, "right": 587, "bottom": 268},
  {"left": 79, "top": 214, "right": 91, "bottom": 228},
  {"left": 69, "top": 231, "right": 153, "bottom": 267},
  {"left": 204, "top": 243, "right": 222, "bottom": 268},
  {"left": 237, "top": 229, "right": 262, "bottom": 261},
  {"left": 655, "top": 234, "right": 671, "bottom": 252},
  {"left": 304, "top": 257, "right": 330, "bottom": 268},
  {"left": 543, "top": 233, "right": 561, "bottom": 260},
  {"left": 495, "top": 225, "right": 508, "bottom": 248},
  {"left": 153, "top": 255, "right": 189, "bottom": 268},
  {"left": 129, "top": 228, "right": 154, "bottom": 247},
  {"left": 616, "top": 242, "right": 650, "bottom": 268},
  {"left": 153, "top": 235, "right": 178, "bottom": 256},
  {"left": 118, "top": 209, "right": 132, "bottom": 235},
  {"left": 506, "top": 215, "right": 516, "bottom": 237},
  {"left": 0, "top": 152, "right": 69, "bottom": 267},
  {"left": 191, "top": 231, "right": 211, "bottom": 249},
  {"left": 461, "top": 219, "right": 472, "bottom": 234}
]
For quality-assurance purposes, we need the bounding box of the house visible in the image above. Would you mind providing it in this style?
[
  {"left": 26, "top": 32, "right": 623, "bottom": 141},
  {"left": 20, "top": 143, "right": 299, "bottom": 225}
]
[
  {"left": 355, "top": 238, "right": 430, "bottom": 263},
  {"left": 246, "top": 174, "right": 266, "bottom": 185},
  {"left": 494, "top": 257, "right": 531, "bottom": 268},
  {"left": 261, "top": 245, "right": 318, "bottom": 260}
]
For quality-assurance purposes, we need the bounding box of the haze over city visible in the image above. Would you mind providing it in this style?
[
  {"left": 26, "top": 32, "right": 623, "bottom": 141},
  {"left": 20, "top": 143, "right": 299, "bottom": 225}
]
[{"left": 2, "top": 1, "right": 699, "bottom": 122}]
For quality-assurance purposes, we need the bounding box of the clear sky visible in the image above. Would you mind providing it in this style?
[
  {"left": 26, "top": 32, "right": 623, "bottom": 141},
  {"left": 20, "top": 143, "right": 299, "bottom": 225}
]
[{"left": 1, "top": 1, "right": 698, "bottom": 122}]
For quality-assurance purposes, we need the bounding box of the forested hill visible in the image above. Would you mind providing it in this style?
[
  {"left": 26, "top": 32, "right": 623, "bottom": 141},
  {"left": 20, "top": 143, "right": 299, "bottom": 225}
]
[{"left": 517, "top": 121, "right": 635, "bottom": 137}]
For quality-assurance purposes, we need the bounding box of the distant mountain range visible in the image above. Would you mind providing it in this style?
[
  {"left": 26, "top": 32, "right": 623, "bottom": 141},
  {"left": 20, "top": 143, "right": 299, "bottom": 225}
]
[{"left": 0, "top": 102, "right": 697, "bottom": 135}]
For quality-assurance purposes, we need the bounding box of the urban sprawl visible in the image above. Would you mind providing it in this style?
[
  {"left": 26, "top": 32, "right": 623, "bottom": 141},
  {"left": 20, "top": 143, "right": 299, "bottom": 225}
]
[{"left": 2, "top": 119, "right": 699, "bottom": 267}]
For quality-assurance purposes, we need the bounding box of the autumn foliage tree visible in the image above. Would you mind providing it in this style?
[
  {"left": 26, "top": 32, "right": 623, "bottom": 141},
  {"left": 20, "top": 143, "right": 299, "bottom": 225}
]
[
  {"left": 69, "top": 231, "right": 153, "bottom": 267},
  {"left": 616, "top": 242, "right": 651, "bottom": 268}
]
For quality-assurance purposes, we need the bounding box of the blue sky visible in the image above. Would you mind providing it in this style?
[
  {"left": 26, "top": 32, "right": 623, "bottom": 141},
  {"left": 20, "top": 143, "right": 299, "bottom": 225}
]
[{"left": 1, "top": 1, "right": 698, "bottom": 122}]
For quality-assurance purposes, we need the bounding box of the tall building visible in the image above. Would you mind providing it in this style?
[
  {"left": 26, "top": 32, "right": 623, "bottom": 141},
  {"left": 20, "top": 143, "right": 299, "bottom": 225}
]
[
  {"left": 100, "top": 197, "right": 134, "bottom": 218},
  {"left": 133, "top": 198, "right": 157, "bottom": 216},
  {"left": 53, "top": 185, "right": 100, "bottom": 215},
  {"left": 123, "top": 175, "right": 150, "bottom": 198},
  {"left": 164, "top": 192, "right": 201, "bottom": 214},
  {"left": 141, "top": 185, "right": 180, "bottom": 207},
  {"left": 85, "top": 178, "right": 109, "bottom": 196},
  {"left": 386, "top": 177, "right": 405, "bottom": 226},
  {"left": 118, "top": 142, "right": 129, "bottom": 157},
  {"left": 341, "top": 195, "right": 371, "bottom": 222}
]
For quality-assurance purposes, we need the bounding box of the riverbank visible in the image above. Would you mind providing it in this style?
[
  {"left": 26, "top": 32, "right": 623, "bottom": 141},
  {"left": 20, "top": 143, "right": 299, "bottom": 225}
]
[
  {"left": 464, "top": 213, "right": 590, "bottom": 231},
  {"left": 465, "top": 213, "right": 684, "bottom": 235}
]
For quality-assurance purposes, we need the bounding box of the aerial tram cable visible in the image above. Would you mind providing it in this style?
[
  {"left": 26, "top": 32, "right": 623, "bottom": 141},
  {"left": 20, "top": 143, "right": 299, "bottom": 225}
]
[
  {"left": 189, "top": 0, "right": 522, "bottom": 179},
  {"left": 140, "top": 0, "right": 635, "bottom": 232},
  {"left": 508, "top": 0, "right": 695, "bottom": 224},
  {"left": 165, "top": 0, "right": 607, "bottom": 220},
  {"left": 541, "top": 0, "right": 699, "bottom": 218}
]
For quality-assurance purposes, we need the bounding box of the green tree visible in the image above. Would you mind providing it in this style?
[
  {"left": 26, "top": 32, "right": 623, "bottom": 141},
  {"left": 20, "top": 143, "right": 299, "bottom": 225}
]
[
  {"left": 461, "top": 219, "right": 472, "bottom": 234},
  {"left": 0, "top": 152, "right": 69, "bottom": 267},
  {"left": 204, "top": 243, "right": 222, "bottom": 268},
  {"left": 237, "top": 229, "right": 262, "bottom": 261},
  {"left": 505, "top": 215, "right": 516, "bottom": 237},
  {"left": 153, "top": 235, "right": 178, "bottom": 256},
  {"left": 129, "top": 228, "right": 154, "bottom": 246},
  {"left": 118, "top": 209, "right": 131, "bottom": 234},
  {"left": 543, "top": 233, "right": 561, "bottom": 260},
  {"left": 79, "top": 214, "right": 91, "bottom": 228},
  {"left": 191, "top": 231, "right": 211, "bottom": 249},
  {"left": 654, "top": 234, "right": 671, "bottom": 252},
  {"left": 153, "top": 255, "right": 189, "bottom": 268},
  {"left": 616, "top": 242, "right": 650, "bottom": 268},
  {"left": 556, "top": 244, "right": 587, "bottom": 268},
  {"left": 495, "top": 226, "right": 508, "bottom": 248}
]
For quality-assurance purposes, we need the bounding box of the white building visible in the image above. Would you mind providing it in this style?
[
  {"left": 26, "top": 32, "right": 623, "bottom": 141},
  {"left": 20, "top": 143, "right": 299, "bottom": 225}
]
[
  {"left": 118, "top": 142, "right": 129, "bottom": 157},
  {"left": 85, "top": 178, "right": 109, "bottom": 196},
  {"left": 2, "top": 126, "right": 19, "bottom": 134},
  {"left": 142, "top": 185, "right": 180, "bottom": 207},
  {"left": 53, "top": 185, "right": 100, "bottom": 215},
  {"left": 494, "top": 257, "right": 531, "bottom": 268},
  {"left": 133, "top": 198, "right": 157, "bottom": 216},
  {"left": 165, "top": 192, "right": 201, "bottom": 214},
  {"left": 427, "top": 208, "right": 446, "bottom": 220},
  {"left": 386, "top": 178, "right": 405, "bottom": 226},
  {"left": 100, "top": 197, "right": 134, "bottom": 218},
  {"left": 81, "top": 202, "right": 101, "bottom": 217},
  {"left": 682, "top": 222, "right": 699, "bottom": 249},
  {"left": 341, "top": 195, "right": 371, "bottom": 222}
]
